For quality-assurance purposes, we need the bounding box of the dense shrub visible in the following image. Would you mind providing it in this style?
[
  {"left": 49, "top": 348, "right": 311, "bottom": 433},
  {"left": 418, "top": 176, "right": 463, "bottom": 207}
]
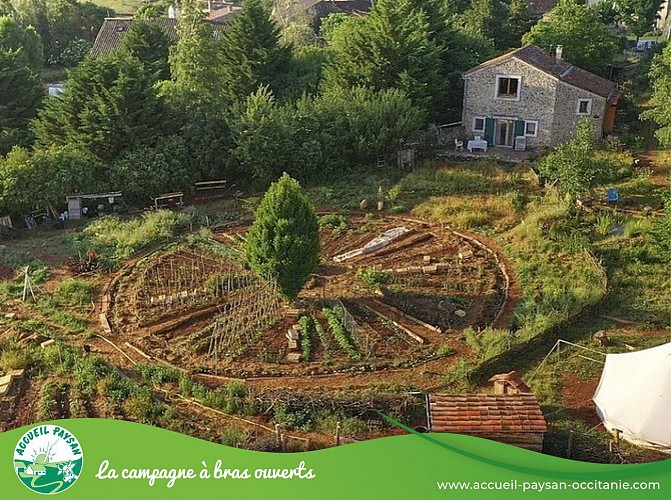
[
  {"left": 245, "top": 174, "right": 320, "bottom": 299},
  {"left": 74, "top": 210, "right": 193, "bottom": 265}
]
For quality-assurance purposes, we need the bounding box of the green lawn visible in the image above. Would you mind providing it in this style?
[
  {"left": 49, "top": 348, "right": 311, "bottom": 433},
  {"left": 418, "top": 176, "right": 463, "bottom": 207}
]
[{"left": 89, "top": 0, "right": 145, "bottom": 15}]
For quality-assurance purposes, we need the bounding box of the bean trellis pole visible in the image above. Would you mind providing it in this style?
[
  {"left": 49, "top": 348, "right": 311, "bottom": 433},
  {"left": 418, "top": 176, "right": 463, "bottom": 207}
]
[
  {"left": 336, "top": 300, "right": 371, "bottom": 357},
  {"left": 197, "top": 274, "right": 282, "bottom": 361}
]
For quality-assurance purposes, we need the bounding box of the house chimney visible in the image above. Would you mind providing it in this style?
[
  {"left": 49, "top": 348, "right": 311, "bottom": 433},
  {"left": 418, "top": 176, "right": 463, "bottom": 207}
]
[{"left": 556, "top": 45, "right": 563, "bottom": 61}]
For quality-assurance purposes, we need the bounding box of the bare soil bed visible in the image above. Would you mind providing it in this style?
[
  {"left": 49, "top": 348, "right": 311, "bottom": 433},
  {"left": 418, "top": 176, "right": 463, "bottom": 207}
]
[{"left": 105, "top": 216, "right": 511, "bottom": 379}]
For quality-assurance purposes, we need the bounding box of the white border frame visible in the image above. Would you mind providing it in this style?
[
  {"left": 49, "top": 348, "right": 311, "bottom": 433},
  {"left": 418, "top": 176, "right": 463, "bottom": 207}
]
[
  {"left": 524, "top": 120, "right": 539, "bottom": 137},
  {"left": 494, "top": 75, "right": 522, "bottom": 101},
  {"left": 472, "top": 116, "right": 486, "bottom": 133},
  {"left": 576, "top": 98, "right": 593, "bottom": 116}
]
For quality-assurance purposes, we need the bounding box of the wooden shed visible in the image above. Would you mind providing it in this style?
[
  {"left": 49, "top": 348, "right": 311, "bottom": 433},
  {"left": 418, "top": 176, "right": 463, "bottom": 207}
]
[{"left": 427, "top": 393, "right": 547, "bottom": 452}]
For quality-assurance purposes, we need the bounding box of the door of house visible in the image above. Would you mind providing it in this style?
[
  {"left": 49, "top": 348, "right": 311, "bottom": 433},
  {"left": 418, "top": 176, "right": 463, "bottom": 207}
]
[{"left": 495, "top": 119, "right": 515, "bottom": 147}]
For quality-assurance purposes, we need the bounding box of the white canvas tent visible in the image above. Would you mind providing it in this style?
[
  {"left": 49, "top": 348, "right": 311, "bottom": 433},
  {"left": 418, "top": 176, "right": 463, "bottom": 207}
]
[{"left": 593, "top": 342, "right": 671, "bottom": 452}]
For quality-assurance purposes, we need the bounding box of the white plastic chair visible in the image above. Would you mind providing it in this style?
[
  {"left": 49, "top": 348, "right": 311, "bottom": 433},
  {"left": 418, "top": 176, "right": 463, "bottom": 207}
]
[
  {"left": 474, "top": 135, "right": 482, "bottom": 141},
  {"left": 454, "top": 138, "right": 463, "bottom": 151}
]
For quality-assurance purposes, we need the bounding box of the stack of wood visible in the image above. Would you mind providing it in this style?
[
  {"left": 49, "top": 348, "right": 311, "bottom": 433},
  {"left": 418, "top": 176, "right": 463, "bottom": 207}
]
[{"left": 285, "top": 325, "right": 301, "bottom": 363}]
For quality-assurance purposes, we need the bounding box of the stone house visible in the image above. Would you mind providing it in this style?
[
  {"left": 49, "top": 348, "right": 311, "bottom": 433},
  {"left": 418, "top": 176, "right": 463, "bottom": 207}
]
[{"left": 461, "top": 45, "right": 620, "bottom": 151}]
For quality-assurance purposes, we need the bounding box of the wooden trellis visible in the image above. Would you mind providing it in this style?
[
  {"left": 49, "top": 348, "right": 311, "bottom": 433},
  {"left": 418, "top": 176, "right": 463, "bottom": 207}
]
[
  {"left": 136, "top": 248, "right": 244, "bottom": 312},
  {"left": 189, "top": 275, "right": 282, "bottom": 361},
  {"left": 335, "top": 300, "right": 371, "bottom": 357}
]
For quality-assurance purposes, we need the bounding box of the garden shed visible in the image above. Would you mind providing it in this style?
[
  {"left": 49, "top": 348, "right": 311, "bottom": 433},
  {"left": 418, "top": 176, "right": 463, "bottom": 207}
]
[
  {"left": 427, "top": 393, "right": 547, "bottom": 452},
  {"left": 66, "top": 192, "right": 124, "bottom": 219}
]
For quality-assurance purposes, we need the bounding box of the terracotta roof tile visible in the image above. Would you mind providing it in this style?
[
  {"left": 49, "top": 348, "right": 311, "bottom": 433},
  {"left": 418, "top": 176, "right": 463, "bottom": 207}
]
[
  {"left": 428, "top": 393, "right": 547, "bottom": 434},
  {"left": 208, "top": 7, "right": 242, "bottom": 23}
]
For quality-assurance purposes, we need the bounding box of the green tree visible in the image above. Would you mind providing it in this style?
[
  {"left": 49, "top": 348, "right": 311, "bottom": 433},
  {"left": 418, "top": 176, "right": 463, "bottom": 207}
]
[
  {"left": 218, "top": 0, "right": 291, "bottom": 102},
  {"left": 593, "top": 0, "right": 618, "bottom": 25},
  {"left": 229, "top": 86, "right": 290, "bottom": 183},
  {"left": 416, "top": 0, "right": 493, "bottom": 117},
  {"left": 538, "top": 119, "right": 605, "bottom": 199},
  {"left": 121, "top": 21, "right": 171, "bottom": 80},
  {"left": 244, "top": 173, "right": 320, "bottom": 300},
  {"left": 460, "top": 0, "right": 513, "bottom": 51},
  {"left": 31, "top": 145, "right": 102, "bottom": 205},
  {"left": 169, "top": 0, "right": 220, "bottom": 99},
  {"left": 33, "top": 53, "right": 174, "bottom": 162},
  {"left": 0, "top": 147, "right": 36, "bottom": 213},
  {"left": 282, "top": 45, "right": 328, "bottom": 100},
  {"left": 0, "top": 15, "right": 42, "bottom": 69},
  {"left": 325, "top": 0, "right": 443, "bottom": 119},
  {"left": 135, "top": 3, "right": 168, "bottom": 18},
  {"left": 319, "top": 12, "right": 349, "bottom": 42},
  {"left": 0, "top": 145, "right": 99, "bottom": 214},
  {"left": 0, "top": 49, "right": 43, "bottom": 154},
  {"left": 280, "top": 23, "right": 319, "bottom": 48},
  {"left": 229, "top": 86, "right": 424, "bottom": 183},
  {"left": 46, "top": 0, "right": 108, "bottom": 64},
  {"left": 522, "top": 0, "right": 618, "bottom": 76},
  {"left": 0, "top": 0, "right": 15, "bottom": 17},
  {"left": 163, "top": 0, "right": 233, "bottom": 181},
  {"left": 508, "top": 0, "right": 538, "bottom": 46},
  {"left": 111, "top": 136, "right": 194, "bottom": 204},
  {"left": 12, "top": 0, "right": 49, "bottom": 52},
  {"left": 641, "top": 43, "right": 671, "bottom": 147},
  {"left": 616, "top": 0, "right": 664, "bottom": 40}
]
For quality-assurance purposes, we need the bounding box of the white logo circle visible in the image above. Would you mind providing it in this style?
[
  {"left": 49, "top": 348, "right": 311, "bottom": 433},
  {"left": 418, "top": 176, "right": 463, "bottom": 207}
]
[{"left": 13, "top": 424, "right": 83, "bottom": 494}]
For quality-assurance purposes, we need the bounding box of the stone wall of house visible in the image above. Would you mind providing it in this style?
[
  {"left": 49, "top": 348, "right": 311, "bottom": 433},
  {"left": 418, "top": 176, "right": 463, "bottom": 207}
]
[
  {"left": 462, "top": 58, "right": 558, "bottom": 149},
  {"left": 552, "top": 81, "right": 607, "bottom": 144}
]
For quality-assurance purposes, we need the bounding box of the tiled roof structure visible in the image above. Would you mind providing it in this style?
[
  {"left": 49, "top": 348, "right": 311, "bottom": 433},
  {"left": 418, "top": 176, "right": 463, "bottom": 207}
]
[
  {"left": 428, "top": 394, "right": 548, "bottom": 434},
  {"left": 91, "top": 17, "right": 179, "bottom": 57},
  {"left": 465, "top": 44, "right": 619, "bottom": 102}
]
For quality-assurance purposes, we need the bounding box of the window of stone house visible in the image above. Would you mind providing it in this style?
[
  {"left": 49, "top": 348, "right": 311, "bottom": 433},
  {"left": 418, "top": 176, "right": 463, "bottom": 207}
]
[
  {"left": 496, "top": 76, "right": 521, "bottom": 99},
  {"left": 524, "top": 120, "right": 538, "bottom": 137},
  {"left": 473, "top": 116, "right": 486, "bottom": 132},
  {"left": 576, "top": 98, "right": 593, "bottom": 115}
]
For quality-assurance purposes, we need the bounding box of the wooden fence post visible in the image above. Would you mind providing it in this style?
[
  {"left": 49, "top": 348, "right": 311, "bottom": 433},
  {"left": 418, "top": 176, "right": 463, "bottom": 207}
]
[
  {"left": 335, "top": 421, "right": 341, "bottom": 447},
  {"left": 567, "top": 430, "right": 574, "bottom": 459}
]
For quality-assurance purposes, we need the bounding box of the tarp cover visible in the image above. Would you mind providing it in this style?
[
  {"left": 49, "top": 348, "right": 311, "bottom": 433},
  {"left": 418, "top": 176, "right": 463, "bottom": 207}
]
[{"left": 593, "top": 342, "right": 671, "bottom": 452}]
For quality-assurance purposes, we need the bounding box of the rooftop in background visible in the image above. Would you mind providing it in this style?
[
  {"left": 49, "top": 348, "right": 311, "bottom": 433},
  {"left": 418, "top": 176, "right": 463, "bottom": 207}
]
[
  {"left": 465, "top": 44, "right": 619, "bottom": 102},
  {"left": 428, "top": 393, "right": 547, "bottom": 435},
  {"left": 208, "top": 4, "right": 242, "bottom": 23},
  {"left": 91, "top": 17, "right": 179, "bottom": 58}
]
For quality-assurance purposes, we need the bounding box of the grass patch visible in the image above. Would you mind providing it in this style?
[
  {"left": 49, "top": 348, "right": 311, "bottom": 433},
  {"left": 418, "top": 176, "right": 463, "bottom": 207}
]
[
  {"left": 72, "top": 210, "right": 194, "bottom": 266},
  {"left": 54, "top": 279, "right": 96, "bottom": 307},
  {"left": 501, "top": 200, "right": 607, "bottom": 340},
  {"left": 88, "top": 0, "right": 143, "bottom": 14},
  {"left": 593, "top": 229, "right": 669, "bottom": 326},
  {"left": 398, "top": 161, "right": 534, "bottom": 196},
  {"left": 0, "top": 340, "right": 30, "bottom": 371},
  {"left": 412, "top": 194, "right": 520, "bottom": 232},
  {"left": 220, "top": 427, "right": 252, "bottom": 448}
]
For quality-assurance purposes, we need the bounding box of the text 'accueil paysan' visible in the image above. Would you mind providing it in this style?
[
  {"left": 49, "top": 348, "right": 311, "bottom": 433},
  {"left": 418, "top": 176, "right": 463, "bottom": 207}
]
[{"left": 13, "top": 424, "right": 83, "bottom": 494}]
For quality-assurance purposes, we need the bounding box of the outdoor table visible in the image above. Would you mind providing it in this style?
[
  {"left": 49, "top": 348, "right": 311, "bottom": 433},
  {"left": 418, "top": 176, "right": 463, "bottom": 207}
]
[{"left": 467, "top": 139, "right": 488, "bottom": 152}]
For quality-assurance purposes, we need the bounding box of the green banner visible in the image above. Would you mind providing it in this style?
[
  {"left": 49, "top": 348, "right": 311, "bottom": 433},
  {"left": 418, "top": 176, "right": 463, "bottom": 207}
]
[{"left": 2, "top": 419, "right": 670, "bottom": 499}]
